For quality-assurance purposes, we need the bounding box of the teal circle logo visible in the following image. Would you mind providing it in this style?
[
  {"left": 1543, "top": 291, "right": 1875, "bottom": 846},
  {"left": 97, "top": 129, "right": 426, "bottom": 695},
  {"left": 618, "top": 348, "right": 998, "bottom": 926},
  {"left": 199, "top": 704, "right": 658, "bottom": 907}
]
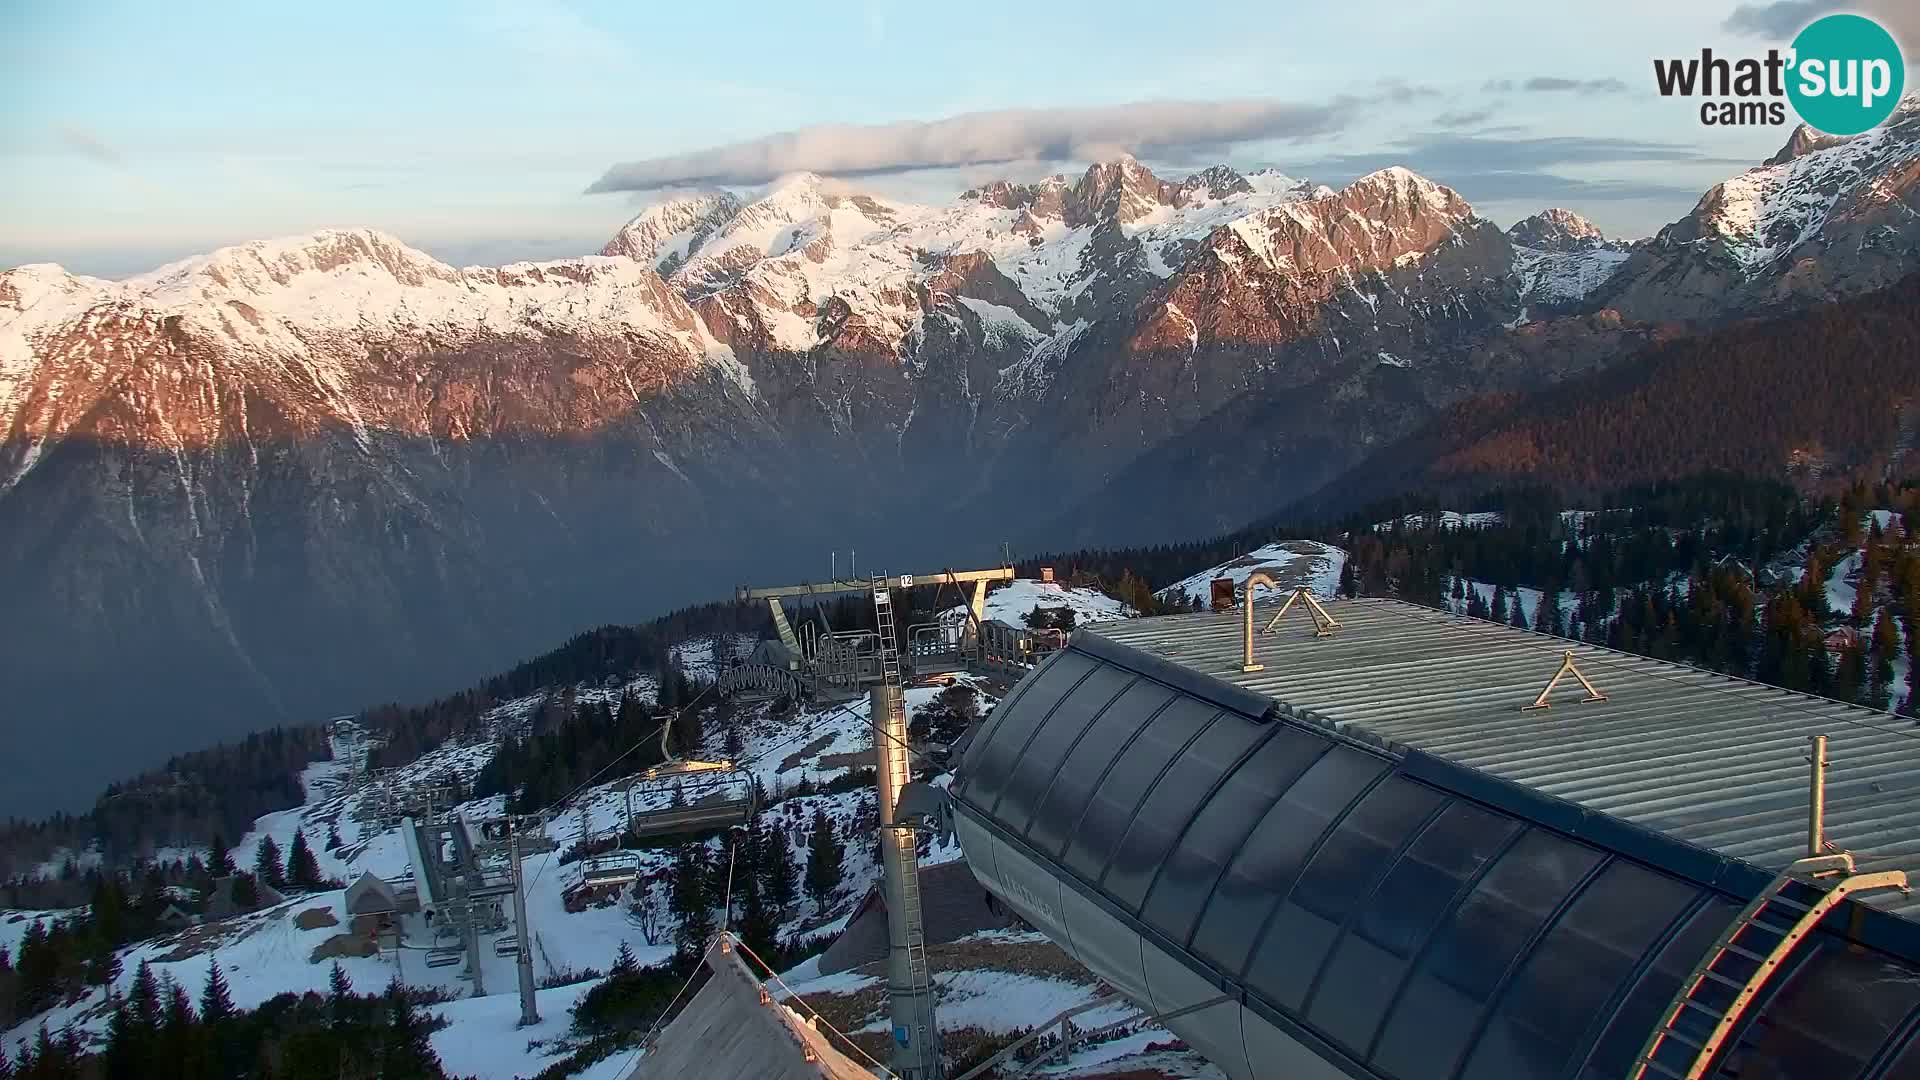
[{"left": 1787, "top": 14, "right": 1905, "bottom": 136}]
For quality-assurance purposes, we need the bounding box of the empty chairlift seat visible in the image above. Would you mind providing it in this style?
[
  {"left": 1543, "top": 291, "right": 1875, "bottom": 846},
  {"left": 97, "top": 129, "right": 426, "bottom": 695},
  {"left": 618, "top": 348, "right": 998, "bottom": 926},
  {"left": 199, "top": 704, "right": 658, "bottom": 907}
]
[
  {"left": 618, "top": 709, "right": 759, "bottom": 841},
  {"left": 424, "top": 947, "right": 463, "bottom": 969},
  {"left": 492, "top": 934, "right": 520, "bottom": 958},
  {"left": 578, "top": 851, "right": 644, "bottom": 888}
]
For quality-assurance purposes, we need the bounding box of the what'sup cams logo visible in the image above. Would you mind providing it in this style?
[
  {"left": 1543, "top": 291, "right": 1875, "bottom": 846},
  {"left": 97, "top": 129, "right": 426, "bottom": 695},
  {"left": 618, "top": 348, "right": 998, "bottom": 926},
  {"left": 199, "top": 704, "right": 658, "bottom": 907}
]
[{"left": 1654, "top": 12, "right": 1905, "bottom": 135}]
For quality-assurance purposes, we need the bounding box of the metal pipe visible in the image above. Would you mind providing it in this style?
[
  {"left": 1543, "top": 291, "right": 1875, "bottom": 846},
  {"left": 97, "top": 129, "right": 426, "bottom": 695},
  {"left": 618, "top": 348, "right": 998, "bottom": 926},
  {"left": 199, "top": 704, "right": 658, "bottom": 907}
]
[
  {"left": 1808, "top": 734, "right": 1828, "bottom": 857},
  {"left": 1243, "top": 572, "right": 1277, "bottom": 672}
]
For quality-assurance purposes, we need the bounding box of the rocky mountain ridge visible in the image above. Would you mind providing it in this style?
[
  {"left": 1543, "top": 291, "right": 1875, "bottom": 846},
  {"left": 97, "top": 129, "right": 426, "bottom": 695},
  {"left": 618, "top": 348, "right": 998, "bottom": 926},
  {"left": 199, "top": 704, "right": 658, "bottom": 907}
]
[{"left": 5, "top": 113, "right": 1919, "bottom": 815}]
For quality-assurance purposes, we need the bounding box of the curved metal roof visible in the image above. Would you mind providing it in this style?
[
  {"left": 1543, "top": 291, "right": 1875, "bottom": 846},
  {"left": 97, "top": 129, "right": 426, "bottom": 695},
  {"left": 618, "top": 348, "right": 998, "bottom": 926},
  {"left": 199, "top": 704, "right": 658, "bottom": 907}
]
[{"left": 950, "top": 627, "right": 1920, "bottom": 1080}]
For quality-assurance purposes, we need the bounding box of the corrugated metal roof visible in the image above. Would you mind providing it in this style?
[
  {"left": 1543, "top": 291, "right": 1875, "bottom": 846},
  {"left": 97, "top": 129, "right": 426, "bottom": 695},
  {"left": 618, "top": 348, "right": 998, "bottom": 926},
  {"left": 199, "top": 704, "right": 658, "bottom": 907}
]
[{"left": 1089, "top": 598, "right": 1920, "bottom": 919}]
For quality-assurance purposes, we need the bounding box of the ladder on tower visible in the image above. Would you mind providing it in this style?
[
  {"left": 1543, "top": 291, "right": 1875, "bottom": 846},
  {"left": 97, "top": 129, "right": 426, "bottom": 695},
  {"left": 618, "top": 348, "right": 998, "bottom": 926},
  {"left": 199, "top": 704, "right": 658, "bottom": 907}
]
[
  {"left": 871, "top": 574, "right": 903, "bottom": 688},
  {"left": 896, "top": 828, "right": 933, "bottom": 1002},
  {"left": 871, "top": 574, "right": 933, "bottom": 1038},
  {"left": 1630, "top": 852, "right": 1909, "bottom": 1080}
]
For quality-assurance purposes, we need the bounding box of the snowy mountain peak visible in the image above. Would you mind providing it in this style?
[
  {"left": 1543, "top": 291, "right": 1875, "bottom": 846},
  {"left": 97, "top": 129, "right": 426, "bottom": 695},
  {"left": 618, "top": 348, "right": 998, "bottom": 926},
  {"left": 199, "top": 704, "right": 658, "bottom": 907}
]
[
  {"left": 1507, "top": 208, "right": 1609, "bottom": 252},
  {"left": 1070, "top": 156, "right": 1179, "bottom": 224},
  {"left": 132, "top": 228, "right": 462, "bottom": 301},
  {"left": 1179, "top": 165, "right": 1254, "bottom": 201},
  {"left": 601, "top": 190, "right": 745, "bottom": 274},
  {"left": 1668, "top": 99, "right": 1920, "bottom": 275}
]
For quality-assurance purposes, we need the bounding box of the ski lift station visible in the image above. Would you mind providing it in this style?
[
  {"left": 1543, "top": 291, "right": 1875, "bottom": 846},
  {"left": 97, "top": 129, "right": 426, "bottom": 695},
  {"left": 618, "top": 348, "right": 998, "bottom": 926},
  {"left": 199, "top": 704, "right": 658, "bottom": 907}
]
[{"left": 945, "top": 593, "right": 1920, "bottom": 1080}]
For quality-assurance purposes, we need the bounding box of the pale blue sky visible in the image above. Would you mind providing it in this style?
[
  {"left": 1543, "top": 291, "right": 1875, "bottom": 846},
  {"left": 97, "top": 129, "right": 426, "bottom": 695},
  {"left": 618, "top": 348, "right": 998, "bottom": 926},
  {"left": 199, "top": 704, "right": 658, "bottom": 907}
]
[{"left": 0, "top": 0, "right": 1874, "bottom": 275}]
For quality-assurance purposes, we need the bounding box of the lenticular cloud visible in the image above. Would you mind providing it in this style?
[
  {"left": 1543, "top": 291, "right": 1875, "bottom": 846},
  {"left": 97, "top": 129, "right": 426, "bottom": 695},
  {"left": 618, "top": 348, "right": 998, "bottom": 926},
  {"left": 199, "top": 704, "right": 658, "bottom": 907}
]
[{"left": 586, "top": 99, "right": 1354, "bottom": 192}]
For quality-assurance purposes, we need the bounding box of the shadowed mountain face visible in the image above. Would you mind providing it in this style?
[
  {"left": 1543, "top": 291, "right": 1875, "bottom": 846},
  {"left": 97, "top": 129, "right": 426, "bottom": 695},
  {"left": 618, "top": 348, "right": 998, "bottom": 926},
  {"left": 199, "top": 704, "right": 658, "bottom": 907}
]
[{"left": 5, "top": 112, "right": 1920, "bottom": 814}]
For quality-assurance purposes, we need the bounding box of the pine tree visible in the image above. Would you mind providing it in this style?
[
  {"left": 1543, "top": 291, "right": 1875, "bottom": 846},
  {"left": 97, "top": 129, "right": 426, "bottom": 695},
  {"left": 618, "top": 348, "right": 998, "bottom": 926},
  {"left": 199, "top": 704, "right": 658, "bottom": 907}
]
[
  {"left": 103, "top": 1000, "right": 141, "bottom": 1080},
  {"left": 762, "top": 826, "right": 798, "bottom": 916},
  {"left": 379, "top": 981, "right": 445, "bottom": 1079},
  {"left": 1510, "top": 593, "right": 1529, "bottom": 630},
  {"left": 610, "top": 942, "right": 637, "bottom": 976},
  {"left": 207, "top": 835, "right": 233, "bottom": 879},
  {"left": 160, "top": 979, "right": 200, "bottom": 1080},
  {"left": 229, "top": 872, "right": 259, "bottom": 911},
  {"left": 669, "top": 843, "right": 712, "bottom": 957},
  {"left": 253, "top": 836, "right": 283, "bottom": 889},
  {"left": 199, "top": 961, "right": 234, "bottom": 1029},
  {"left": 1491, "top": 586, "right": 1509, "bottom": 625},
  {"left": 325, "top": 823, "right": 345, "bottom": 852},
  {"left": 91, "top": 876, "right": 129, "bottom": 948},
  {"left": 1869, "top": 607, "right": 1899, "bottom": 710},
  {"left": 803, "top": 807, "right": 844, "bottom": 909},
  {"left": 328, "top": 962, "right": 354, "bottom": 1015},
  {"left": 286, "top": 830, "right": 323, "bottom": 891},
  {"left": 129, "top": 960, "right": 161, "bottom": 1030}
]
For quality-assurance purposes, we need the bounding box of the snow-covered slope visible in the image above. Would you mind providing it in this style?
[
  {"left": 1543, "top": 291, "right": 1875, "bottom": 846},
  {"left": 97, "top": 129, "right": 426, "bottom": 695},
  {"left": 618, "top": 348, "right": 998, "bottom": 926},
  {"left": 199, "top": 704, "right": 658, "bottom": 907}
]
[
  {"left": 0, "top": 670, "right": 996, "bottom": 1074},
  {"left": 1156, "top": 541, "right": 1348, "bottom": 605},
  {"left": 1512, "top": 245, "right": 1632, "bottom": 308},
  {"left": 1686, "top": 96, "right": 1920, "bottom": 273},
  {"left": 941, "top": 578, "right": 1135, "bottom": 628},
  {"left": 1596, "top": 92, "right": 1920, "bottom": 321}
]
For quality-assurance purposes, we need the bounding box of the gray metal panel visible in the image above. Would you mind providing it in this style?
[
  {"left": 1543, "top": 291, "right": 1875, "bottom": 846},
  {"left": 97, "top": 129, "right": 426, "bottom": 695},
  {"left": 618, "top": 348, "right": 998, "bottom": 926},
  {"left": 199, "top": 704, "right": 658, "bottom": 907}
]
[
  {"left": 1057, "top": 884, "right": 1152, "bottom": 1003},
  {"left": 1089, "top": 600, "right": 1920, "bottom": 918},
  {"left": 1242, "top": 1006, "right": 1358, "bottom": 1080},
  {"left": 1142, "top": 944, "right": 1253, "bottom": 1080}
]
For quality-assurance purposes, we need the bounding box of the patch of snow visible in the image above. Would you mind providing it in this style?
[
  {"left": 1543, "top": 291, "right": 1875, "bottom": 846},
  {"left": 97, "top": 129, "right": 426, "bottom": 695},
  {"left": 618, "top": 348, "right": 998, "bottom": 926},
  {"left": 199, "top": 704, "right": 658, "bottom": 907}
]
[
  {"left": 942, "top": 579, "right": 1134, "bottom": 628},
  {"left": 1156, "top": 541, "right": 1347, "bottom": 605}
]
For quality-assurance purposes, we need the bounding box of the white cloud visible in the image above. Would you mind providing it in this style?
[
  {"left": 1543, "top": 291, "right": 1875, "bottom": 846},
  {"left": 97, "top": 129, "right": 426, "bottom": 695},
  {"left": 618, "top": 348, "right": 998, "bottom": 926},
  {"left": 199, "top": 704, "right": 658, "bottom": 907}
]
[{"left": 585, "top": 98, "right": 1356, "bottom": 192}]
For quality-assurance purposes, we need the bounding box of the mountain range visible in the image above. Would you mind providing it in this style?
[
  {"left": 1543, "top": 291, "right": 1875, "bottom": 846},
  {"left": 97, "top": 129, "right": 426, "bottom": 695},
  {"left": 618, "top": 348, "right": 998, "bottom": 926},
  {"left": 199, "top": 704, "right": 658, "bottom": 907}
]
[{"left": 4, "top": 95, "right": 1919, "bottom": 815}]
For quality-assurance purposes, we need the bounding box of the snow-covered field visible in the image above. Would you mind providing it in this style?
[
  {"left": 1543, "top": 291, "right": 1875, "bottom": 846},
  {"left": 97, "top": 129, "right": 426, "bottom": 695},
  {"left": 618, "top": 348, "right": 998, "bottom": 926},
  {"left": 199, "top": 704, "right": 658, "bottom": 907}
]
[{"left": 1157, "top": 541, "right": 1347, "bottom": 605}]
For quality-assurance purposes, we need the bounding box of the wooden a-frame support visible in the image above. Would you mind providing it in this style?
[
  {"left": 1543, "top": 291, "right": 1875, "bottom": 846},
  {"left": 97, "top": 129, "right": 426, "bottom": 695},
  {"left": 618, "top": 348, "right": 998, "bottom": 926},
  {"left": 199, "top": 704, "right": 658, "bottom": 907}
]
[{"left": 1522, "top": 649, "right": 1607, "bottom": 710}]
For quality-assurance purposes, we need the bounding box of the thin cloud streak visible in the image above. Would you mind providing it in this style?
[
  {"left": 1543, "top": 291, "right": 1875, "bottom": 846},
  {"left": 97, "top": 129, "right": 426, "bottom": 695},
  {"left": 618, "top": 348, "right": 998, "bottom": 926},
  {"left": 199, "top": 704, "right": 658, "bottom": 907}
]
[
  {"left": 1485, "top": 77, "right": 1630, "bottom": 95},
  {"left": 55, "top": 126, "right": 126, "bottom": 167},
  {"left": 586, "top": 98, "right": 1358, "bottom": 192}
]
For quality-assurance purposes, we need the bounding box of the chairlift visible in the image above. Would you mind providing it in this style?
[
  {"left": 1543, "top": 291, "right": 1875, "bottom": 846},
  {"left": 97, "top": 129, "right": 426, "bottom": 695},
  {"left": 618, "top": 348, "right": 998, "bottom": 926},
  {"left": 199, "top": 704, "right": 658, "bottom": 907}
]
[
  {"left": 622, "top": 709, "right": 756, "bottom": 840},
  {"left": 578, "top": 850, "right": 644, "bottom": 889},
  {"left": 492, "top": 934, "right": 521, "bottom": 958},
  {"left": 424, "top": 947, "right": 463, "bottom": 969}
]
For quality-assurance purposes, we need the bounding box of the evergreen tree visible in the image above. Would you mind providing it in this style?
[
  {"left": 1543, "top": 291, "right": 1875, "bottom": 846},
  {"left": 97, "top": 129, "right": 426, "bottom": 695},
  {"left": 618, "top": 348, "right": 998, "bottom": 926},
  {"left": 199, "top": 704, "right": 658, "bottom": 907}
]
[
  {"left": 803, "top": 807, "right": 844, "bottom": 909},
  {"left": 1510, "top": 593, "right": 1530, "bottom": 630},
  {"left": 379, "top": 981, "right": 445, "bottom": 1079},
  {"left": 669, "top": 843, "right": 712, "bottom": 957},
  {"left": 1491, "top": 586, "right": 1510, "bottom": 625},
  {"left": 328, "top": 962, "right": 353, "bottom": 1015},
  {"left": 325, "top": 824, "right": 345, "bottom": 852},
  {"left": 159, "top": 979, "right": 200, "bottom": 1080},
  {"left": 90, "top": 876, "right": 129, "bottom": 948},
  {"left": 286, "top": 830, "right": 323, "bottom": 891},
  {"left": 128, "top": 960, "right": 161, "bottom": 1030},
  {"left": 1339, "top": 559, "right": 1359, "bottom": 599},
  {"left": 199, "top": 961, "right": 234, "bottom": 1029},
  {"left": 1869, "top": 608, "right": 1899, "bottom": 710},
  {"left": 229, "top": 872, "right": 259, "bottom": 911},
  {"left": 253, "top": 836, "right": 283, "bottom": 889},
  {"left": 762, "top": 825, "right": 798, "bottom": 916},
  {"left": 610, "top": 942, "right": 637, "bottom": 976},
  {"left": 207, "top": 835, "right": 233, "bottom": 879},
  {"left": 102, "top": 1000, "right": 141, "bottom": 1080}
]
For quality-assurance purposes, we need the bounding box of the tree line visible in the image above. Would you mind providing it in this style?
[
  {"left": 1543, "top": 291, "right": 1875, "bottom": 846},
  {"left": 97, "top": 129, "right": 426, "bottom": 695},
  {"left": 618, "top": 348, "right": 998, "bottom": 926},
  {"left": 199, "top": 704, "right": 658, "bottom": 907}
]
[{"left": 4, "top": 958, "right": 456, "bottom": 1080}]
